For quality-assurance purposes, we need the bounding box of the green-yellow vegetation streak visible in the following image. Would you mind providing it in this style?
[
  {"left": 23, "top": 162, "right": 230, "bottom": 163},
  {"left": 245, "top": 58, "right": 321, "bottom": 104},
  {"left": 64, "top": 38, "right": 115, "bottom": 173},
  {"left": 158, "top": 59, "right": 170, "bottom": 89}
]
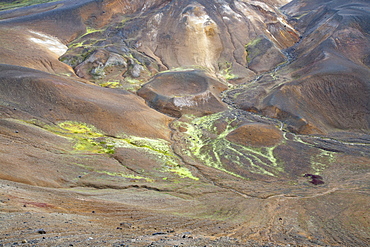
[
  {"left": 42, "top": 121, "right": 198, "bottom": 180},
  {"left": 42, "top": 121, "right": 114, "bottom": 154},
  {"left": 219, "top": 61, "right": 237, "bottom": 81},
  {"left": 172, "top": 112, "right": 285, "bottom": 179},
  {"left": 245, "top": 37, "right": 263, "bottom": 63},
  {"left": 291, "top": 135, "right": 336, "bottom": 174},
  {"left": 175, "top": 112, "right": 338, "bottom": 178},
  {"left": 74, "top": 164, "right": 154, "bottom": 182},
  {"left": 99, "top": 81, "right": 121, "bottom": 88},
  {"left": 22, "top": 120, "right": 199, "bottom": 180},
  {"left": 111, "top": 135, "right": 199, "bottom": 180}
]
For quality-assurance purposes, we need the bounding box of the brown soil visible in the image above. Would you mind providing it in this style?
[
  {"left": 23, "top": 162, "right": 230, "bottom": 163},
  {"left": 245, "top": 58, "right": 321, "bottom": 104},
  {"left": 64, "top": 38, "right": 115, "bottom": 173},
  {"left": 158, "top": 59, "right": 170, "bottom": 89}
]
[{"left": 0, "top": 0, "right": 369, "bottom": 246}]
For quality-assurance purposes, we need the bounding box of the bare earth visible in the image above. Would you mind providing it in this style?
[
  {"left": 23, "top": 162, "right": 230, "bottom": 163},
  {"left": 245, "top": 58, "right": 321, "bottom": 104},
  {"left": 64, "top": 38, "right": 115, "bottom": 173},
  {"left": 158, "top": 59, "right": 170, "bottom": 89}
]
[{"left": 0, "top": 0, "right": 369, "bottom": 246}]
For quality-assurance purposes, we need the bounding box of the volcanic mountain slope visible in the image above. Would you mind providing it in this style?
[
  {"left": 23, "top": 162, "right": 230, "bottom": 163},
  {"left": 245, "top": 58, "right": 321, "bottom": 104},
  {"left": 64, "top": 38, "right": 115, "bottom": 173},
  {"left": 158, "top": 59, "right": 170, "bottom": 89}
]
[
  {"left": 227, "top": 0, "right": 370, "bottom": 134},
  {"left": 0, "top": 0, "right": 369, "bottom": 246}
]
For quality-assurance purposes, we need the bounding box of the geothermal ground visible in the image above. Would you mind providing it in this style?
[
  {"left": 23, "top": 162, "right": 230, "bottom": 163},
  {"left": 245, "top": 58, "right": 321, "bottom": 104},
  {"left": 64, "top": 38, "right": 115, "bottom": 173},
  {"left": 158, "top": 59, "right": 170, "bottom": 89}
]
[{"left": 0, "top": 0, "right": 369, "bottom": 246}]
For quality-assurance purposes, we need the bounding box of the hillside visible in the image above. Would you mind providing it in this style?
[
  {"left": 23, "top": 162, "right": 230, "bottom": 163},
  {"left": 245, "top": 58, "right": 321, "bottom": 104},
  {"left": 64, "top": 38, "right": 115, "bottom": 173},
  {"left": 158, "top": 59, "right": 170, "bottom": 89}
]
[{"left": 0, "top": 0, "right": 369, "bottom": 246}]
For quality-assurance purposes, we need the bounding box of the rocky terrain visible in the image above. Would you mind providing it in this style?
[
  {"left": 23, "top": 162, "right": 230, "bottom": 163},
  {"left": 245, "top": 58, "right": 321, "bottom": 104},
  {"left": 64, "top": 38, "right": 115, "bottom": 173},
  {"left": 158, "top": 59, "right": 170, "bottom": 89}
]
[{"left": 0, "top": 0, "right": 369, "bottom": 246}]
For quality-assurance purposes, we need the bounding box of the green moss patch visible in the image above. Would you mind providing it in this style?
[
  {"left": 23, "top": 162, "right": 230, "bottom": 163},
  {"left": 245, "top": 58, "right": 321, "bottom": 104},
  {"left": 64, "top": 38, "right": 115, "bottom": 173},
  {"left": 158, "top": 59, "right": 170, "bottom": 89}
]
[
  {"left": 26, "top": 120, "right": 198, "bottom": 181},
  {"left": 57, "top": 121, "right": 103, "bottom": 136},
  {"left": 42, "top": 121, "right": 114, "bottom": 154},
  {"left": 172, "top": 112, "right": 287, "bottom": 179},
  {"left": 75, "top": 164, "right": 154, "bottom": 182},
  {"left": 99, "top": 81, "right": 121, "bottom": 88},
  {"left": 219, "top": 61, "right": 237, "bottom": 81},
  {"left": 172, "top": 110, "right": 341, "bottom": 180},
  {"left": 166, "top": 166, "right": 198, "bottom": 180},
  {"left": 112, "top": 135, "right": 199, "bottom": 180},
  {"left": 245, "top": 37, "right": 264, "bottom": 63},
  {"left": 310, "top": 151, "right": 332, "bottom": 175},
  {"left": 290, "top": 135, "right": 336, "bottom": 175}
]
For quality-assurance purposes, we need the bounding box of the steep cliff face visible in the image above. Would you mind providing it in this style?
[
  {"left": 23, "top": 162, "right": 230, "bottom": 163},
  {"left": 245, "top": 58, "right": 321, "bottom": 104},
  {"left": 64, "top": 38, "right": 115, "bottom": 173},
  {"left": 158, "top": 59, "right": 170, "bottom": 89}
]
[{"left": 0, "top": 1, "right": 369, "bottom": 246}]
